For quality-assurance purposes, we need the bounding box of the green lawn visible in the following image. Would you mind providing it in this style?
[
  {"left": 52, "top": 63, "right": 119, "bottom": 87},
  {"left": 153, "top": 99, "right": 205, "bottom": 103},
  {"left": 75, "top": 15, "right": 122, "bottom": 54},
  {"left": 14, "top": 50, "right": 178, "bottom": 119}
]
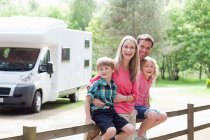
[
  {"left": 156, "top": 79, "right": 207, "bottom": 87},
  {"left": 155, "top": 79, "right": 210, "bottom": 95}
]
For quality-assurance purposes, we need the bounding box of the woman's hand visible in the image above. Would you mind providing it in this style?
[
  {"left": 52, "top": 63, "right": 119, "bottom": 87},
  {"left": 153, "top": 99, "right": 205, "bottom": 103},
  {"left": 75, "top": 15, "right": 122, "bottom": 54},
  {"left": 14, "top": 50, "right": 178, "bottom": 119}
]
[
  {"left": 92, "top": 98, "right": 105, "bottom": 108},
  {"left": 114, "top": 94, "right": 126, "bottom": 103}
]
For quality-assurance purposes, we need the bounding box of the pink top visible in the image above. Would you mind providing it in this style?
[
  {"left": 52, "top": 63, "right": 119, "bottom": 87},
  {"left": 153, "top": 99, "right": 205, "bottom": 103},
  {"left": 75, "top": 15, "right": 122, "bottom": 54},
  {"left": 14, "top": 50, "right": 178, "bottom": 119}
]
[
  {"left": 135, "top": 72, "right": 152, "bottom": 107},
  {"left": 88, "top": 66, "right": 138, "bottom": 114}
]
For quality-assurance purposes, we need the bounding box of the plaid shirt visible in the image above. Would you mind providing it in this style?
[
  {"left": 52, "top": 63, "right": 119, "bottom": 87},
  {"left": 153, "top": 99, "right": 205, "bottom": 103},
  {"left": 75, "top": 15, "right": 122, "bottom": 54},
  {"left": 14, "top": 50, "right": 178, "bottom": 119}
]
[{"left": 87, "top": 77, "right": 117, "bottom": 111}]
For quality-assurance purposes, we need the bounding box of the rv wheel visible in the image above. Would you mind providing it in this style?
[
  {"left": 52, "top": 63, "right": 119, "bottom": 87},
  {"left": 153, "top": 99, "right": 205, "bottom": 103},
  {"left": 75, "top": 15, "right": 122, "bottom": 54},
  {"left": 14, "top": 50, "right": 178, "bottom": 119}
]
[
  {"left": 31, "top": 91, "right": 42, "bottom": 113},
  {"left": 69, "top": 92, "right": 79, "bottom": 103}
]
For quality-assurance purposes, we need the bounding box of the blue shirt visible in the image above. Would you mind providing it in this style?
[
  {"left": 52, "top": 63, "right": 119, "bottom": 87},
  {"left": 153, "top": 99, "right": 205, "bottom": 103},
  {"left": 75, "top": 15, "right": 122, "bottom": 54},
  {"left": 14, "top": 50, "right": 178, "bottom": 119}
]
[{"left": 87, "top": 77, "right": 117, "bottom": 111}]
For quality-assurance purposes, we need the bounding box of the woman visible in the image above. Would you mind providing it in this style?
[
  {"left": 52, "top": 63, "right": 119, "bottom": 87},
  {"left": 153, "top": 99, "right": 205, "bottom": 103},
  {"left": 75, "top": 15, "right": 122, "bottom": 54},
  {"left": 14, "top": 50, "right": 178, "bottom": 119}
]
[{"left": 88, "top": 35, "right": 140, "bottom": 140}]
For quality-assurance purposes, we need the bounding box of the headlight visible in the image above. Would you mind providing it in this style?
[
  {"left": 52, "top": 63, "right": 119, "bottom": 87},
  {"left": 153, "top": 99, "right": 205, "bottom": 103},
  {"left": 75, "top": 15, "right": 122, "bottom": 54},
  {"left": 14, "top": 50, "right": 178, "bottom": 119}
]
[{"left": 20, "top": 72, "right": 34, "bottom": 82}]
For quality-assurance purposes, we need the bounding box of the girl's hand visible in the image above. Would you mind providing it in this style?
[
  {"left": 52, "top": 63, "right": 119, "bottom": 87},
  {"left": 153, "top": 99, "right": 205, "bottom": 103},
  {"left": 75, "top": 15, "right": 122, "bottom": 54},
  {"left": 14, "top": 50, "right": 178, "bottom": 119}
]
[{"left": 92, "top": 98, "right": 105, "bottom": 108}]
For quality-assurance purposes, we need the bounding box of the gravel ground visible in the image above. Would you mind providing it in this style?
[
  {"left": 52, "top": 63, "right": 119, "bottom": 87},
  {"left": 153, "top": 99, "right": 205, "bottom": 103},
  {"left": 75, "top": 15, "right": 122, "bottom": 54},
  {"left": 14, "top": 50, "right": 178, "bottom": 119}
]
[{"left": 0, "top": 87, "right": 210, "bottom": 140}]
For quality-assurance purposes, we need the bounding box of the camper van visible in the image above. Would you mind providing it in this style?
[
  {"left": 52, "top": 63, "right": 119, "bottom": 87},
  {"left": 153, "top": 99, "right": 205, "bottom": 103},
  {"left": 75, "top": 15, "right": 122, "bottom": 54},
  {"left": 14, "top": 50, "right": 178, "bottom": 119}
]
[{"left": 0, "top": 16, "right": 92, "bottom": 113}]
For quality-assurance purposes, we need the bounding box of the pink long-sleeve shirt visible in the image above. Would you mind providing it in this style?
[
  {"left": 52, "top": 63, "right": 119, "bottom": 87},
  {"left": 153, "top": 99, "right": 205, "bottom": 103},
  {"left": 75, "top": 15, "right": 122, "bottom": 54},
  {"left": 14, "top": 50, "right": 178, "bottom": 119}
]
[
  {"left": 88, "top": 66, "right": 138, "bottom": 114},
  {"left": 135, "top": 72, "right": 152, "bottom": 107}
]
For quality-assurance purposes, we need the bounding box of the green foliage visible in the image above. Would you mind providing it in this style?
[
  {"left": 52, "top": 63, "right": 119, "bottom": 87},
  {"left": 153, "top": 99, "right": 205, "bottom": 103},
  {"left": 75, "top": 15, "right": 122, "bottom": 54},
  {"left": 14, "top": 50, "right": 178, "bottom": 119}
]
[
  {"left": 68, "top": 0, "right": 96, "bottom": 30},
  {"left": 86, "top": 16, "right": 117, "bottom": 70},
  {"left": 206, "top": 79, "right": 210, "bottom": 88},
  {"left": 167, "top": 0, "right": 210, "bottom": 79},
  {"left": 88, "top": 0, "right": 167, "bottom": 70},
  {"left": 48, "top": 6, "right": 63, "bottom": 19}
]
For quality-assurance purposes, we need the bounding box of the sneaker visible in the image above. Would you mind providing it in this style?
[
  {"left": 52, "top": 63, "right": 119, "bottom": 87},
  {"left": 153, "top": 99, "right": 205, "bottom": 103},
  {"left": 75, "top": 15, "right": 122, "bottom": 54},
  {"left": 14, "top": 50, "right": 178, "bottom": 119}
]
[
  {"left": 134, "top": 136, "right": 143, "bottom": 140},
  {"left": 135, "top": 133, "right": 148, "bottom": 140},
  {"left": 142, "top": 133, "right": 148, "bottom": 140}
]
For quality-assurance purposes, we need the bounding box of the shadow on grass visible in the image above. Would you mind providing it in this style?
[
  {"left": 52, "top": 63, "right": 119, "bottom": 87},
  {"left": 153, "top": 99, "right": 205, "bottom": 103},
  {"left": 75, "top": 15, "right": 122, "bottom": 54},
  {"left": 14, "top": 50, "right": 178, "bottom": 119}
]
[
  {"left": 42, "top": 98, "right": 84, "bottom": 110},
  {"left": 0, "top": 98, "right": 84, "bottom": 115}
]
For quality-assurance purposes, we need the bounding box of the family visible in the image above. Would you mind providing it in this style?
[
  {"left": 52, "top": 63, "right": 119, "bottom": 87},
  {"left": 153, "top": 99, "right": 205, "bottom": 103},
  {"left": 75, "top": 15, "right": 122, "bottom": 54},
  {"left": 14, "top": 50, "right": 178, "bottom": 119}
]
[{"left": 84, "top": 34, "right": 167, "bottom": 140}]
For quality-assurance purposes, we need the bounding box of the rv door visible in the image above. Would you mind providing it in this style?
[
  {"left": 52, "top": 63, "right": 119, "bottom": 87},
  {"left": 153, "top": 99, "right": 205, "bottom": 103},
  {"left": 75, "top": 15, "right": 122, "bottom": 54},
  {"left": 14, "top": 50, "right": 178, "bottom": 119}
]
[{"left": 38, "top": 49, "right": 53, "bottom": 103}]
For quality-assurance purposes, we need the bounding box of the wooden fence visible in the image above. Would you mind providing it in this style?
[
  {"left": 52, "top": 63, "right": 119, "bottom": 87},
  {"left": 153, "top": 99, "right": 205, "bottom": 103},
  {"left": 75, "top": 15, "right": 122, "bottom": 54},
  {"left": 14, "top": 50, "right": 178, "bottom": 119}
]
[{"left": 1, "top": 103, "right": 210, "bottom": 140}]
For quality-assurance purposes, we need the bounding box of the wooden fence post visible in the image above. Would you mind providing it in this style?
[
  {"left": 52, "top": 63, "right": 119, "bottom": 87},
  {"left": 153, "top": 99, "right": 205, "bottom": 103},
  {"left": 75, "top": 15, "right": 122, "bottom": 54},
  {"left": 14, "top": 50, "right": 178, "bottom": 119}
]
[
  {"left": 187, "top": 104, "right": 194, "bottom": 140},
  {"left": 23, "top": 126, "right": 36, "bottom": 140}
]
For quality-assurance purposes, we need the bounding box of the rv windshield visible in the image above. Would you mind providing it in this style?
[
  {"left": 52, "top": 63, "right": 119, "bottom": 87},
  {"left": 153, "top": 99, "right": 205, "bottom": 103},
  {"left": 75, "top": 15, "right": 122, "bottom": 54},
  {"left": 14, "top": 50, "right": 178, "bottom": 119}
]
[{"left": 0, "top": 48, "right": 40, "bottom": 71}]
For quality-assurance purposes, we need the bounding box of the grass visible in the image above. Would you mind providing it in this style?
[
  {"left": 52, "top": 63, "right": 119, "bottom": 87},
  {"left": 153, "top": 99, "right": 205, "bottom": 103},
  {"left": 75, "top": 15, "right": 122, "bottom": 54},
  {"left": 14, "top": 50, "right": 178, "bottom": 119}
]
[
  {"left": 156, "top": 78, "right": 207, "bottom": 87},
  {"left": 155, "top": 78, "right": 210, "bottom": 96},
  {"left": 42, "top": 99, "right": 84, "bottom": 110}
]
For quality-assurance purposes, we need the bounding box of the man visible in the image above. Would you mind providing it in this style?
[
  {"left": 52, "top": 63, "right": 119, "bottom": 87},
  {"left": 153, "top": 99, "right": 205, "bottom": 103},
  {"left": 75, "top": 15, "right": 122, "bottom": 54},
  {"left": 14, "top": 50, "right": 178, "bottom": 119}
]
[{"left": 135, "top": 34, "right": 167, "bottom": 140}]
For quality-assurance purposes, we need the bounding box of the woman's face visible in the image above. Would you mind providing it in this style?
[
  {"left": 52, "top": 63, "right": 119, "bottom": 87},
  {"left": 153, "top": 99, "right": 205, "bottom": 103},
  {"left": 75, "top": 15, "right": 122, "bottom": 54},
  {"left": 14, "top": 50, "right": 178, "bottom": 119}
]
[{"left": 121, "top": 40, "right": 136, "bottom": 61}]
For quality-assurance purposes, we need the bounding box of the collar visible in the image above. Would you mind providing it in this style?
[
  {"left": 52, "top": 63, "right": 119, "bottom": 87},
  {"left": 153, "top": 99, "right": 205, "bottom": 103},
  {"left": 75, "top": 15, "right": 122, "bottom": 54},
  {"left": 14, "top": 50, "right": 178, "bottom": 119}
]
[{"left": 99, "top": 77, "right": 115, "bottom": 86}]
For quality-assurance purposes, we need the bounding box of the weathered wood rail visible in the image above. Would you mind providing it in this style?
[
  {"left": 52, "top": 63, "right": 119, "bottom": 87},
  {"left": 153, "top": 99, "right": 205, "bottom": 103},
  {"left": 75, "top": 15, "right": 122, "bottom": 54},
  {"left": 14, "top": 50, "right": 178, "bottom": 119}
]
[{"left": 1, "top": 103, "right": 210, "bottom": 140}]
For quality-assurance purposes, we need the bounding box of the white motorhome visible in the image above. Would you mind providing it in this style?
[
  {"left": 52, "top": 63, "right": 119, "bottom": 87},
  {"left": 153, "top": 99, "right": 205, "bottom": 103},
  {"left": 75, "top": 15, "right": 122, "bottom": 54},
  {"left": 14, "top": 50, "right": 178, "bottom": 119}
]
[{"left": 0, "top": 16, "right": 92, "bottom": 113}]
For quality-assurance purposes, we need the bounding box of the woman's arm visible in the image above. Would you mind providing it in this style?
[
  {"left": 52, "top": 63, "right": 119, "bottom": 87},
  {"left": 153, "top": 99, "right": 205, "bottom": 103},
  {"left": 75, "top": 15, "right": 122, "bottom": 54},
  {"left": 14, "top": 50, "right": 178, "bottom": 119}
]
[{"left": 114, "top": 94, "right": 135, "bottom": 103}]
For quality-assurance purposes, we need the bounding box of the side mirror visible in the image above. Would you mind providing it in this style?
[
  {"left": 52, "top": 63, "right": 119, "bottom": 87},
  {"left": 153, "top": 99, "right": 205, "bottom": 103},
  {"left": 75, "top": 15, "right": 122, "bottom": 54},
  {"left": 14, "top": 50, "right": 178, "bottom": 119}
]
[{"left": 47, "top": 62, "right": 53, "bottom": 74}]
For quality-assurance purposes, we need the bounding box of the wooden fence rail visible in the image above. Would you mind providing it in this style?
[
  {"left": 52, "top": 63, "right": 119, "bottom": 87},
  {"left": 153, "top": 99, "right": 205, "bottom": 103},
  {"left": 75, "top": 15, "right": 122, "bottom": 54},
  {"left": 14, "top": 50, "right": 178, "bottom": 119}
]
[{"left": 1, "top": 103, "right": 210, "bottom": 140}]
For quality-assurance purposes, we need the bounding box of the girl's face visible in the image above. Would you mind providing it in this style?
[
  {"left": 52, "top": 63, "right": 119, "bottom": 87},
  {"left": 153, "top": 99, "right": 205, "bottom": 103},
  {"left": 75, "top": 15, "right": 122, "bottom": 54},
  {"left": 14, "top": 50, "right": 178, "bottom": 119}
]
[
  {"left": 142, "top": 61, "right": 155, "bottom": 79},
  {"left": 121, "top": 40, "right": 136, "bottom": 61}
]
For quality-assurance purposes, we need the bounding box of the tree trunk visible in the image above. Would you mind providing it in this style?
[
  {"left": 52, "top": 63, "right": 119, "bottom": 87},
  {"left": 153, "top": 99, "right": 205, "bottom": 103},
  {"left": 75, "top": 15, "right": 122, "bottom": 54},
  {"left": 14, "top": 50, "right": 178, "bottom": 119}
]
[{"left": 199, "top": 65, "right": 202, "bottom": 80}]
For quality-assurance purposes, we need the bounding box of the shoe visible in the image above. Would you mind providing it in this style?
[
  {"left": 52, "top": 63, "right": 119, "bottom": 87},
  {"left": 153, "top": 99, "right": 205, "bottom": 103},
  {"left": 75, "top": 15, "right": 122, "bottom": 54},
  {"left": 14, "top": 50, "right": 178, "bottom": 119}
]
[{"left": 135, "top": 133, "right": 148, "bottom": 140}]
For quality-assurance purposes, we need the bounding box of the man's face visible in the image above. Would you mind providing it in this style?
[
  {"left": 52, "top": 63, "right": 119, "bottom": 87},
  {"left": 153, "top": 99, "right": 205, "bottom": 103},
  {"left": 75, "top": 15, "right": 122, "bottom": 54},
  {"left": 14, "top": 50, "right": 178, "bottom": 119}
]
[{"left": 139, "top": 40, "right": 153, "bottom": 60}]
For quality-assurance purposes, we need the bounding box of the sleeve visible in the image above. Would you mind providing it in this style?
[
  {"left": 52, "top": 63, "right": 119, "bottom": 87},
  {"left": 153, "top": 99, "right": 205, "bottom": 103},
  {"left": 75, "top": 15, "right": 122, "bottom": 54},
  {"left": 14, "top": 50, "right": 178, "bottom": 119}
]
[
  {"left": 131, "top": 79, "right": 138, "bottom": 101},
  {"left": 87, "top": 82, "right": 98, "bottom": 100},
  {"left": 87, "top": 75, "right": 100, "bottom": 89}
]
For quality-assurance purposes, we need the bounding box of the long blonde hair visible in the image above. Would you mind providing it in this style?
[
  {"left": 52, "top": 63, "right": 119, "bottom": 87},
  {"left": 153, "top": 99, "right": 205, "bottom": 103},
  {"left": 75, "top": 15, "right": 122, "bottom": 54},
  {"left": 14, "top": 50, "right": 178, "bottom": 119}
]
[{"left": 114, "top": 35, "right": 140, "bottom": 82}]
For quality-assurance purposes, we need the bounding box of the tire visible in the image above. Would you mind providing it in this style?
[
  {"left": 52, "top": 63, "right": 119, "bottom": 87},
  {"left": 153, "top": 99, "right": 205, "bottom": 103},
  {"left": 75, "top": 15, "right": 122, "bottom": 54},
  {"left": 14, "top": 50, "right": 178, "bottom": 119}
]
[
  {"left": 31, "top": 91, "right": 42, "bottom": 113},
  {"left": 69, "top": 92, "right": 79, "bottom": 103}
]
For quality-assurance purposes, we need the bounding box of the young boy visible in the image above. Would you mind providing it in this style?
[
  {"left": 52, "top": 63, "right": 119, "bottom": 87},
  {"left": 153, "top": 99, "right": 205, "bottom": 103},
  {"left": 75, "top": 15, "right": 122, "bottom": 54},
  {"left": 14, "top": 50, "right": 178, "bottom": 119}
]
[{"left": 85, "top": 56, "right": 134, "bottom": 140}]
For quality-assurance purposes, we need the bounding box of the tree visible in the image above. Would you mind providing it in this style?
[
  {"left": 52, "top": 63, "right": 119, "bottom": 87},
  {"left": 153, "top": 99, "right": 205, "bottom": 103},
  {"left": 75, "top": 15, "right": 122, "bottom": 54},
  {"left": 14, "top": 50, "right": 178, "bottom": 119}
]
[
  {"left": 68, "top": 0, "right": 96, "bottom": 30},
  {"left": 88, "top": 0, "right": 166, "bottom": 69},
  {"left": 167, "top": 0, "right": 210, "bottom": 79}
]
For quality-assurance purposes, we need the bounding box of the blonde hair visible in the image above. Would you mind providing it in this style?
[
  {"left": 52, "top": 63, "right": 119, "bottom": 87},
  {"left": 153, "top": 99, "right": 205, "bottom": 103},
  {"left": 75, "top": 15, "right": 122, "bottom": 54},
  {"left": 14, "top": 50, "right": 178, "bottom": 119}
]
[
  {"left": 114, "top": 35, "right": 140, "bottom": 82},
  {"left": 96, "top": 56, "right": 115, "bottom": 70},
  {"left": 141, "top": 56, "right": 159, "bottom": 80}
]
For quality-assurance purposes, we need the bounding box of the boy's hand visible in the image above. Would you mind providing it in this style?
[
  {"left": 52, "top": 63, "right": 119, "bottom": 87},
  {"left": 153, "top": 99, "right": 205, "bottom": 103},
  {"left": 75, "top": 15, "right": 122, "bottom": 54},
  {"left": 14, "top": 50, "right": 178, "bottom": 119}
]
[
  {"left": 92, "top": 99, "right": 105, "bottom": 108},
  {"left": 85, "top": 118, "right": 95, "bottom": 125}
]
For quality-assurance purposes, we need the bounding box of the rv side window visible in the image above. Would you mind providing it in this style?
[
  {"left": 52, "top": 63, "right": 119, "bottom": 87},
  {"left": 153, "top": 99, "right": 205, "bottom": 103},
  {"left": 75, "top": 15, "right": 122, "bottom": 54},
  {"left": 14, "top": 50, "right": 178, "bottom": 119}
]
[
  {"left": 84, "top": 59, "right": 89, "bottom": 68},
  {"left": 39, "top": 50, "right": 50, "bottom": 73},
  {"left": 85, "top": 40, "right": 90, "bottom": 48},
  {"left": 62, "top": 48, "right": 70, "bottom": 61}
]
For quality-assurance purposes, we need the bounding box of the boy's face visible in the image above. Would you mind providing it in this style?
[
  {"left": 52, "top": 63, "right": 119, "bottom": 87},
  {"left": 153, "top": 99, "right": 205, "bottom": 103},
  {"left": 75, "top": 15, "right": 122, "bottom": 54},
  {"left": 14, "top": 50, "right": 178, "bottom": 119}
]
[{"left": 98, "top": 65, "right": 114, "bottom": 80}]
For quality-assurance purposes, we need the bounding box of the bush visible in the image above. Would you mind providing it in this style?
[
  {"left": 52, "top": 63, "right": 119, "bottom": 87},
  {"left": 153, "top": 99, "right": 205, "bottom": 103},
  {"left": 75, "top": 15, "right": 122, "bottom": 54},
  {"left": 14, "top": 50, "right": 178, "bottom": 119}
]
[{"left": 206, "top": 79, "right": 210, "bottom": 88}]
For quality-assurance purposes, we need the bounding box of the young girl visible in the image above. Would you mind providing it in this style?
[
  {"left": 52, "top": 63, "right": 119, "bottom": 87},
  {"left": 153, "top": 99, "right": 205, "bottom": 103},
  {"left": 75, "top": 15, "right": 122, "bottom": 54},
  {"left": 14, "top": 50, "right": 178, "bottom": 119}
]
[{"left": 135, "top": 56, "right": 167, "bottom": 140}]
